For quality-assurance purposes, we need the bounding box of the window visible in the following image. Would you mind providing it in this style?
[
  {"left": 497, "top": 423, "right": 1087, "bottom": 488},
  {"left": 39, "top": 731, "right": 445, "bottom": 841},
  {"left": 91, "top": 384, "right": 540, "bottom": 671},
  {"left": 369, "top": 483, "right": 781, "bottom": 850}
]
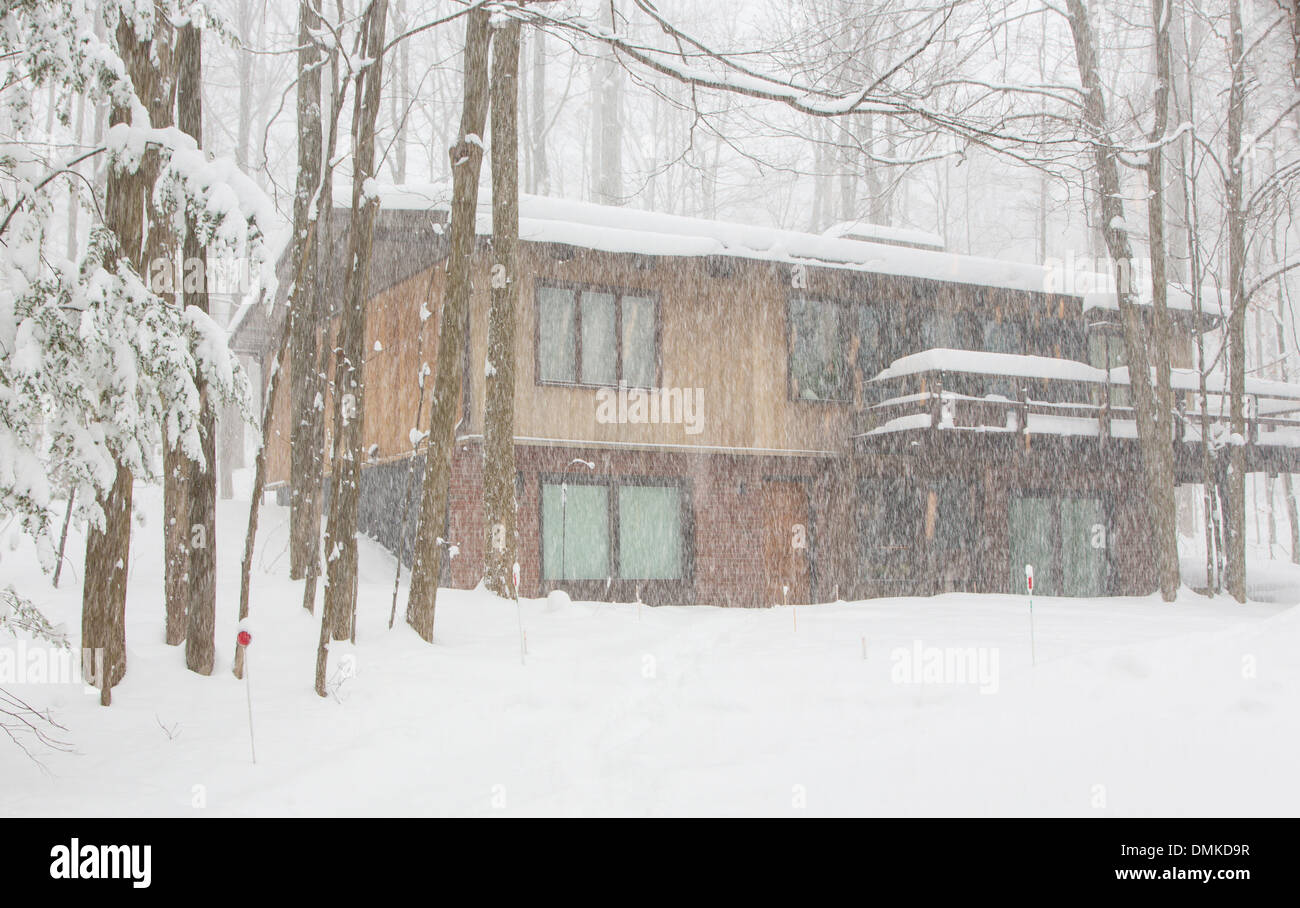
[
  {"left": 983, "top": 317, "right": 1024, "bottom": 398},
  {"left": 1008, "top": 494, "right": 1108, "bottom": 597},
  {"left": 929, "top": 480, "right": 977, "bottom": 552},
  {"left": 618, "top": 485, "right": 682, "bottom": 579},
  {"left": 1087, "top": 330, "right": 1129, "bottom": 407},
  {"left": 922, "top": 309, "right": 960, "bottom": 350},
  {"left": 790, "top": 296, "right": 848, "bottom": 401},
  {"left": 541, "top": 478, "right": 686, "bottom": 581},
  {"left": 857, "top": 477, "right": 920, "bottom": 585},
  {"left": 536, "top": 284, "right": 657, "bottom": 387},
  {"left": 541, "top": 482, "right": 609, "bottom": 579},
  {"left": 854, "top": 305, "right": 884, "bottom": 381}
]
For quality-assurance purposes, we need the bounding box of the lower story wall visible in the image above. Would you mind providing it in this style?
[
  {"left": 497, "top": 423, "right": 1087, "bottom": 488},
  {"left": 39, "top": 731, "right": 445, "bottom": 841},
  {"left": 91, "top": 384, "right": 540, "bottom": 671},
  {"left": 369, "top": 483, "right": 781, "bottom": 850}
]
[{"left": 282, "top": 435, "right": 1159, "bottom": 605}]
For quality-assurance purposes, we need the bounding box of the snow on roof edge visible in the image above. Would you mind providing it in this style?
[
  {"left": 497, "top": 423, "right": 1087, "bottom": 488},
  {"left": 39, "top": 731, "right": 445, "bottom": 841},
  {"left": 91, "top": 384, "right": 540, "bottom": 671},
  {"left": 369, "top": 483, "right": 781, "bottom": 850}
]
[{"left": 353, "top": 183, "right": 1058, "bottom": 296}]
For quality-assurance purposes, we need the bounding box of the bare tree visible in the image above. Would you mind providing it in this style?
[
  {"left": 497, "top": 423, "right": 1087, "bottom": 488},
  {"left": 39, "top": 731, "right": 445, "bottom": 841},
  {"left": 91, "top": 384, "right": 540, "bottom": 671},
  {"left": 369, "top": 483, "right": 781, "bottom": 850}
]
[
  {"left": 1141, "top": 0, "right": 1180, "bottom": 600},
  {"left": 289, "top": 0, "right": 325, "bottom": 581},
  {"left": 407, "top": 7, "right": 493, "bottom": 642},
  {"left": 1224, "top": 0, "right": 1249, "bottom": 601},
  {"left": 483, "top": 17, "right": 522, "bottom": 597},
  {"left": 1065, "top": 0, "right": 1180, "bottom": 600},
  {"left": 320, "top": 0, "right": 391, "bottom": 649}
]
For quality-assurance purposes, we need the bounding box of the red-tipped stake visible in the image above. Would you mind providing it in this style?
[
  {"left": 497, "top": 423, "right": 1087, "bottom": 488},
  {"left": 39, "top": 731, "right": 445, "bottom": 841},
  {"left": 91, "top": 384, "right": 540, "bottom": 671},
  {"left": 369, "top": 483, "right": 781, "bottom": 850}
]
[
  {"left": 1025, "top": 564, "right": 1036, "bottom": 667},
  {"left": 513, "top": 562, "right": 525, "bottom": 666},
  {"left": 236, "top": 627, "right": 256, "bottom": 764}
]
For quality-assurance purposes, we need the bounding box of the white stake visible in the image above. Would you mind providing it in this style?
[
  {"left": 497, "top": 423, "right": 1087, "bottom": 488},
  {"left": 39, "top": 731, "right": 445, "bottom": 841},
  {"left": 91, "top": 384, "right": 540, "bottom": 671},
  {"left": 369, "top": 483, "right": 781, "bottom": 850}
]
[
  {"left": 785, "top": 584, "right": 793, "bottom": 632},
  {"left": 1025, "top": 564, "right": 1036, "bottom": 667},
  {"left": 237, "top": 628, "right": 256, "bottom": 764},
  {"left": 513, "top": 562, "right": 526, "bottom": 666}
]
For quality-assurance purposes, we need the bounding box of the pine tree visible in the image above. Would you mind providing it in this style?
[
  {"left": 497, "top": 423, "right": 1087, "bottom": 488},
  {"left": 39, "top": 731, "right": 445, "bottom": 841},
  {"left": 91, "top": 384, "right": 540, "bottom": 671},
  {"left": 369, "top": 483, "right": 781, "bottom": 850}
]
[{"left": 177, "top": 19, "right": 217, "bottom": 673}]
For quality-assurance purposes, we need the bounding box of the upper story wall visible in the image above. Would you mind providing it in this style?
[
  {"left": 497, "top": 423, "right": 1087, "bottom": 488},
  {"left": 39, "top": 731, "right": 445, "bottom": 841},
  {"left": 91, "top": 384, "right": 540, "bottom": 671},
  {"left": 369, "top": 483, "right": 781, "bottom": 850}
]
[
  {"left": 266, "top": 237, "right": 1170, "bottom": 483},
  {"left": 465, "top": 244, "right": 1088, "bottom": 456}
]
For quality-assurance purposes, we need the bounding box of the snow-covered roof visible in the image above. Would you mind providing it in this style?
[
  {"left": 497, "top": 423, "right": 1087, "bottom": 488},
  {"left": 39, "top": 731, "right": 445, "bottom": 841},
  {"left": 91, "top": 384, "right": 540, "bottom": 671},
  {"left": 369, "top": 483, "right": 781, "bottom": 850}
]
[
  {"left": 356, "top": 182, "right": 1059, "bottom": 296},
  {"left": 870, "top": 350, "right": 1300, "bottom": 402},
  {"left": 872, "top": 349, "right": 1108, "bottom": 384},
  {"left": 1082, "top": 285, "right": 1227, "bottom": 316},
  {"left": 820, "top": 219, "right": 945, "bottom": 251}
]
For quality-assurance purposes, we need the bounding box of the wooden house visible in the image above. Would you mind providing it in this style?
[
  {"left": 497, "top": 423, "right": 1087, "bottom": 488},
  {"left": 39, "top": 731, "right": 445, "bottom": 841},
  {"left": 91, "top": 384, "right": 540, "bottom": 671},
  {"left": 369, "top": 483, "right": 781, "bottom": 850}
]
[{"left": 235, "top": 193, "right": 1300, "bottom": 605}]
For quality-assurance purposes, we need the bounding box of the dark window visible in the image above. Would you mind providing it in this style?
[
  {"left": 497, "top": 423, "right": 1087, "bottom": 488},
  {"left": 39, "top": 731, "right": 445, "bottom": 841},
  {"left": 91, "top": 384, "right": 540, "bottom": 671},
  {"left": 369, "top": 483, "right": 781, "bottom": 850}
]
[
  {"left": 922, "top": 309, "right": 961, "bottom": 350},
  {"left": 854, "top": 305, "right": 885, "bottom": 380},
  {"left": 1088, "top": 330, "right": 1130, "bottom": 407},
  {"left": 789, "top": 296, "right": 849, "bottom": 401},
  {"left": 537, "top": 284, "right": 657, "bottom": 387},
  {"left": 858, "top": 477, "right": 920, "bottom": 585},
  {"left": 983, "top": 316, "right": 1025, "bottom": 398},
  {"left": 930, "top": 480, "right": 978, "bottom": 553}
]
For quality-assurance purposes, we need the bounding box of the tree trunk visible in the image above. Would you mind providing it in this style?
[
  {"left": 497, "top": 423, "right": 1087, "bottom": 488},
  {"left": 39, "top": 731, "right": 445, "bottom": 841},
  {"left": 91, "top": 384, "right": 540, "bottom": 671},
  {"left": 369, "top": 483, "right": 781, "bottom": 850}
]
[
  {"left": 135, "top": 15, "right": 186, "bottom": 648},
  {"left": 302, "top": 27, "right": 347, "bottom": 618},
  {"left": 1224, "top": 0, "right": 1248, "bottom": 602},
  {"left": 595, "top": 2, "right": 622, "bottom": 205},
  {"left": 1142, "top": 0, "right": 1181, "bottom": 600},
  {"left": 83, "top": 463, "right": 132, "bottom": 706},
  {"left": 1066, "top": 0, "right": 1180, "bottom": 600},
  {"left": 236, "top": 283, "right": 295, "bottom": 679},
  {"left": 407, "top": 7, "right": 493, "bottom": 642},
  {"left": 289, "top": 0, "right": 325, "bottom": 581},
  {"left": 84, "top": 14, "right": 156, "bottom": 702},
  {"left": 321, "top": 0, "right": 389, "bottom": 645},
  {"left": 176, "top": 22, "right": 217, "bottom": 674},
  {"left": 390, "top": 0, "right": 409, "bottom": 183},
  {"left": 482, "top": 18, "right": 521, "bottom": 597},
  {"left": 530, "top": 27, "right": 549, "bottom": 195}
]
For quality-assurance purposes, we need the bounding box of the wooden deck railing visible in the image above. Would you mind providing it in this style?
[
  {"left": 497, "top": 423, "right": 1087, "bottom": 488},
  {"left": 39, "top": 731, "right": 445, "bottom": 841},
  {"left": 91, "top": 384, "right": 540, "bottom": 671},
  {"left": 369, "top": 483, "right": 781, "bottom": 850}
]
[{"left": 853, "top": 359, "right": 1300, "bottom": 454}]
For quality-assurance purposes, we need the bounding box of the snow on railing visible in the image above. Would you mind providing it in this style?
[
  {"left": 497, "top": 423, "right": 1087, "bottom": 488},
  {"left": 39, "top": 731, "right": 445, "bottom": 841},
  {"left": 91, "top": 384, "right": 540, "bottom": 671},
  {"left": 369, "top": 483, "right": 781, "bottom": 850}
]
[{"left": 854, "top": 349, "right": 1300, "bottom": 452}]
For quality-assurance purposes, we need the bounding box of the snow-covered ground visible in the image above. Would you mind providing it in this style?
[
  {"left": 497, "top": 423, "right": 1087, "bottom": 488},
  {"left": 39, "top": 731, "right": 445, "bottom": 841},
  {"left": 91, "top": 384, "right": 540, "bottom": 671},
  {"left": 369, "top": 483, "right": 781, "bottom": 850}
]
[{"left": 2, "top": 483, "right": 1298, "bottom": 817}]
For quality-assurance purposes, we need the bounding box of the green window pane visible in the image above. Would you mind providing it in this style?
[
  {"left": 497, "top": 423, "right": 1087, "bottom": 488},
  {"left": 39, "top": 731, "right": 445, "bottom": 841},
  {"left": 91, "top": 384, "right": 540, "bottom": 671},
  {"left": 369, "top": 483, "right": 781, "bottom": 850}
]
[
  {"left": 1061, "top": 497, "right": 1107, "bottom": 597},
  {"left": 1009, "top": 496, "right": 1056, "bottom": 596},
  {"left": 923, "top": 310, "right": 959, "bottom": 350},
  {"left": 580, "top": 291, "right": 617, "bottom": 385},
  {"left": 855, "top": 306, "right": 883, "bottom": 379},
  {"left": 934, "top": 481, "right": 975, "bottom": 551},
  {"left": 1088, "top": 332, "right": 1129, "bottom": 407},
  {"left": 538, "top": 287, "right": 575, "bottom": 382},
  {"left": 622, "top": 295, "right": 656, "bottom": 388},
  {"left": 790, "top": 297, "right": 844, "bottom": 400},
  {"left": 541, "top": 483, "right": 609, "bottom": 580},
  {"left": 983, "top": 319, "right": 1023, "bottom": 398},
  {"left": 618, "top": 485, "right": 682, "bottom": 579}
]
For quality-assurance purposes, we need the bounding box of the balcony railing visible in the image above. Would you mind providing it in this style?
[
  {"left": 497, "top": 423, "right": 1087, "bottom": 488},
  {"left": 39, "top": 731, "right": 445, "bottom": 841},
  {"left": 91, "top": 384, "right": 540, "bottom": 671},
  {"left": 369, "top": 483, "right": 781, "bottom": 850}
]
[{"left": 851, "top": 348, "right": 1300, "bottom": 453}]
